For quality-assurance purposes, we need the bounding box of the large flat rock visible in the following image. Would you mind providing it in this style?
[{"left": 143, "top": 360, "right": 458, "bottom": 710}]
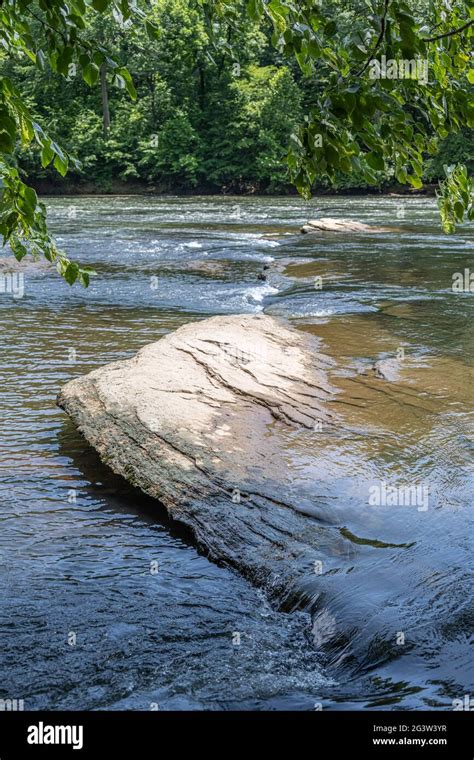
[
  {"left": 57, "top": 313, "right": 473, "bottom": 684},
  {"left": 301, "top": 217, "right": 391, "bottom": 233},
  {"left": 58, "top": 314, "right": 338, "bottom": 598}
]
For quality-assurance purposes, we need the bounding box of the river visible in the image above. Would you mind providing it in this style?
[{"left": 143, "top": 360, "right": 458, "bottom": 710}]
[{"left": 0, "top": 195, "right": 472, "bottom": 710}]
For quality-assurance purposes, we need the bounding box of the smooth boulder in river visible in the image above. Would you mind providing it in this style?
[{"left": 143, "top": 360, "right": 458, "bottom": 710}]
[
  {"left": 58, "top": 313, "right": 472, "bottom": 683},
  {"left": 57, "top": 314, "right": 339, "bottom": 597}
]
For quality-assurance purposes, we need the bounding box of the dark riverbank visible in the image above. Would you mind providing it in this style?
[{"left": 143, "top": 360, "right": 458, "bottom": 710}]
[{"left": 29, "top": 178, "right": 439, "bottom": 197}]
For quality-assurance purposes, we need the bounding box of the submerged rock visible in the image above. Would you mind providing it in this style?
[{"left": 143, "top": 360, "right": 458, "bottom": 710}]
[
  {"left": 301, "top": 218, "right": 391, "bottom": 234},
  {"left": 0, "top": 255, "right": 52, "bottom": 271},
  {"left": 363, "top": 358, "right": 402, "bottom": 381}
]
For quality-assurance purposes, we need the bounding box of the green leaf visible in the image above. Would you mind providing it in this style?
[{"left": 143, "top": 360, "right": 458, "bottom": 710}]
[
  {"left": 247, "top": 0, "right": 264, "bottom": 20},
  {"left": 41, "top": 142, "right": 55, "bottom": 168},
  {"left": 145, "top": 20, "right": 160, "bottom": 40},
  {"left": 407, "top": 175, "right": 423, "bottom": 189},
  {"left": 64, "top": 262, "right": 80, "bottom": 285},
  {"left": 53, "top": 153, "right": 69, "bottom": 177},
  {"left": 82, "top": 62, "right": 100, "bottom": 86},
  {"left": 36, "top": 49, "right": 46, "bottom": 70},
  {"left": 22, "top": 186, "right": 38, "bottom": 214},
  {"left": 56, "top": 47, "right": 74, "bottom": 76},
  {"left": 91, "top": 0, "right": 110, "bottom": 10},
  {"left": 0, "top": 113, "right": 16, "bottom": 139},
  {"left": 366, "top": 152, "right": 385, "bottom": 171},
  {"left": 78, "top": 268, "right": 97, "bottom": 287},
  {"left": 454, "top": 201, "right": 465, "bottom": 222},
  {"left": 11, "top": 240, "right": 28, "bottom": 261},
  {"left": 19, "top": 116, "right": 34, "bottom": 145},
  {"left": 116, "top": 68, "right": 137, "bottom": 100},
  {"left": 395, "top": 168, "right": 408, "bottom": 184},
  {"left": 267, "top": 1, "right": 287, "bottom": 32},
  {"left": 0, "top": 131, "right": 15, "bottom": 153}
]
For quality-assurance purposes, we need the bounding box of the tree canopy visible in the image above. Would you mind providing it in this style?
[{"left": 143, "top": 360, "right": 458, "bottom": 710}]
[{"left": 0, "top": 0, "right": 473, "bottom": 284}]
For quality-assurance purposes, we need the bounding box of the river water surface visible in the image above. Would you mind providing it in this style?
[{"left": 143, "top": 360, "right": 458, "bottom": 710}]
[{"left": 0, "top": 196, "right": 472, "bottom": 710}]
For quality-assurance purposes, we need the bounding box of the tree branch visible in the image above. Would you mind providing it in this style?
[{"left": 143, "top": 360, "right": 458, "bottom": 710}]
[
  {"left": 423, "top": 20, "right": 473, "bottom": 42},
  {"left": 27, "top": 8, "right": 68, "bottom": 45},
  {"left": 356, "top": 0, "right": 390, "bottom": 76}
]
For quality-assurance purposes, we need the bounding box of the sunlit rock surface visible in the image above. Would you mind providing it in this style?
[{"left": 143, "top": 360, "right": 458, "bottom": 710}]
[
  {"left": 301, "top": 218, "right": 390, "bottom": 233},
  {"left": 58, "top": 314, "right": 339, "bottom": 597}
]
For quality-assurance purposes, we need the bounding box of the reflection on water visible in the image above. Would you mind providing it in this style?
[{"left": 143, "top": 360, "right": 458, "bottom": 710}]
[{"left": 0, "top": 195, "right": 472, "bottom": 710}]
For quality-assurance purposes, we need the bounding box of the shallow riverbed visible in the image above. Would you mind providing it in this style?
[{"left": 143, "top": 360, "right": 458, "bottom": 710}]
[{"left": 0, "top": 195, "right": 472, "bottom": 710}]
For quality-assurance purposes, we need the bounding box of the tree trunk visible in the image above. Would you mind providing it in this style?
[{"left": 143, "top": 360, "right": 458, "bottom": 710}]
[{"left": 100, "top": 63, "right": 110, "bottom": 137}]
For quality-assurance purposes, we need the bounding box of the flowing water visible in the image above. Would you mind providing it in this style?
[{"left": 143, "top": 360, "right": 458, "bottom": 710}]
[{"left": 0, "top": 196, "right": 472, "bottom": 710}]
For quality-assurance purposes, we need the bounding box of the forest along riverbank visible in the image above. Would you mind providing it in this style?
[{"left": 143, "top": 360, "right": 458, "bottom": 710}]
[{"left": 1, "top": 196, "right": 473, "bottom": 710}]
